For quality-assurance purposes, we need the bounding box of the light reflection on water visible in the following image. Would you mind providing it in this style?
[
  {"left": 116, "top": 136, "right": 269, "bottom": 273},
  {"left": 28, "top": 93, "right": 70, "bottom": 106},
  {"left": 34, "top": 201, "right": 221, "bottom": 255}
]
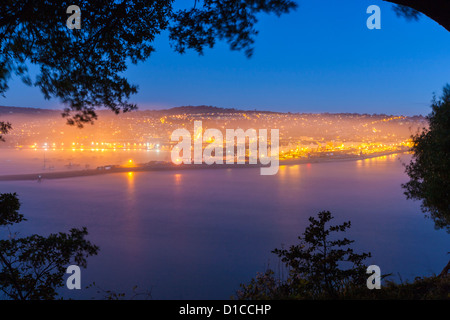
[
  {"left": 0, "top": 148, "right": 170, "bottom": 175},
  {"left": 0, "top": 153, "right": 447, "bottom": 300}
]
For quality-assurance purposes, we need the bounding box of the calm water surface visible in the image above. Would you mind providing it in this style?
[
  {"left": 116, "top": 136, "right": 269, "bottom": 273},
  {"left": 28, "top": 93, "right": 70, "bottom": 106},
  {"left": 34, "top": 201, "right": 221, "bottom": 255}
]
[
  {"left": 0, "top": 153, "right": 448, "bottom": 299},
  {"left": 0, "top": 148, "right": 170, "bottom": 175}
]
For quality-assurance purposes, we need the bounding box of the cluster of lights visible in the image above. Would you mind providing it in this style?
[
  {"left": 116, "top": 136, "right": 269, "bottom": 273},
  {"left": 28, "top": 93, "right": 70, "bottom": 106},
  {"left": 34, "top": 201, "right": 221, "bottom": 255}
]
[
  {"left": 27, "top": 141, "right": 161, "bottom": 151},
  {"left": 279, "top": 140, "right": 413, "bottom": 160}
]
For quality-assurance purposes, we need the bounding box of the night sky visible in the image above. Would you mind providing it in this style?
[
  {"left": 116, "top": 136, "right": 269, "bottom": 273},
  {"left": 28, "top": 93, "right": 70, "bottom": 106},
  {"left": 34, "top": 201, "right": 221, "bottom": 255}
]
[{"left": 2, "top": 0, "right": 449, "bottom": 116}]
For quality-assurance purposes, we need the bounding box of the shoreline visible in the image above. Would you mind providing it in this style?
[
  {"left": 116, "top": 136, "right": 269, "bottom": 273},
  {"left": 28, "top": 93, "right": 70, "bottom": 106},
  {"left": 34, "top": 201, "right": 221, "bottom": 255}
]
[{"left": 0, "top": 151, "right": 407, "bottom": 182}]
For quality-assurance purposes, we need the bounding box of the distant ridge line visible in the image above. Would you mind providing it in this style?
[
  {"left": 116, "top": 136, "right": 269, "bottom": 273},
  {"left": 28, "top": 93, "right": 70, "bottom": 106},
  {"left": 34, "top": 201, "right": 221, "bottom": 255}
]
[
  {"left": 0, "top": 105, "right": 279, "bottom": 115},
  {"left": 0, "top": 105, "right": 424, "bottom": 118}
]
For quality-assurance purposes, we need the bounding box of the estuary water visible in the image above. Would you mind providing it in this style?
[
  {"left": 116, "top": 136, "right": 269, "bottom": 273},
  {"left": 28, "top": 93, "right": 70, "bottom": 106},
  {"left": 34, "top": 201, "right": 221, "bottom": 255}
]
[{"left": 0, "top": 152, "right": 448, "bottom": 299}]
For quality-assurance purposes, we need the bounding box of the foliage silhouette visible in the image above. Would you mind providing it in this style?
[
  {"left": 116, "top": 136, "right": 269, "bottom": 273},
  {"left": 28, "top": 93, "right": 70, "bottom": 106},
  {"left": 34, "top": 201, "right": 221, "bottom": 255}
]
[
  {"left": 384, "top": 0, "right": 450, "bottom": 31},
  {"left": 0, "top": 193, "right": 99, "bottom": 300},
  {"left": 237, "top": 211, "right": 371, "bottom": 299},
  {"left": 402, "top": 84, "right": 450, "bottom": 234},
  {"left": 402, "top": 84, "right": 450, "bottom": 277},
  {"left": 0, "top": 0, "right": 296, "bottom": 128},
  {"left": 1, "top": 1, "right": 448, "bottom": 132}
]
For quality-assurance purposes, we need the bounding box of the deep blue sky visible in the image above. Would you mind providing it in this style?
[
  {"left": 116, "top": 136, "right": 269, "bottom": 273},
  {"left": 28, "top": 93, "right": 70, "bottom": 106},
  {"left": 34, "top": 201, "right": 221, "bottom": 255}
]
[{"left": 2, "top": 0, "right": 449, "bottom": 116}]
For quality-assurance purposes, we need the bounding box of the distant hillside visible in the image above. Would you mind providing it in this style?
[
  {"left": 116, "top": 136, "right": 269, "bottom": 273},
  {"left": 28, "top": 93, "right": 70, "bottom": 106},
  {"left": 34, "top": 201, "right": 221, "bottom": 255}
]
[
  {"left": 161, "top": 105, "right": 279, "bottom": 115},
  {"left": 116, "top": 105, "right": 280, "bottom": 116},
  {"left": 0, "top": 106, "right": 60, "bottom": 115},
  {"left": 0, "top": 103, "right": 427, "bottom": 149},
  {"left": 0, "top": 105, "right": 280, "bottom": 117},
  {"left": 0, "top": 105, "right": 424, "bottom": 119}
]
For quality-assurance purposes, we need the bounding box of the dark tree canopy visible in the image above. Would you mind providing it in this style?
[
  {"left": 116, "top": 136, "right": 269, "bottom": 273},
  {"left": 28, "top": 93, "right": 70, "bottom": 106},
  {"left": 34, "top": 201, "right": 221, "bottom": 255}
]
[
  {"left": 0, "top": 121, "right": 11, "bottom": 142},
  {"left": 237, "top": 211, "right": 371, "bottom": 299},
  {"left": 0, "top": 1, "right": 448, "bottom": 130},
  {"left": 402, "top": 85, "right": 450, "bottom": 233},
  {"left": 0, "top": 193, "right": 99, "bottom": 300},
  {"left": 385, "top": 0, "right": 450, "bottom": 31},
  {"left": 0, "top": 0, "right": 297, "bottom": 127}
]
